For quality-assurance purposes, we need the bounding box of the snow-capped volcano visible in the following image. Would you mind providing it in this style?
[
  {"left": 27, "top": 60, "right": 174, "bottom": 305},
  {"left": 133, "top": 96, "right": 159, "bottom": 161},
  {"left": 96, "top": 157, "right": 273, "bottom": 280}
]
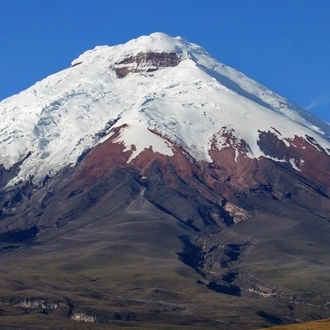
[
  {"left": 2, "top": 34, "right": 330, "bottom": 328},
  {"left": 1, "top": 32, "right": 330, "bottom": 185}
]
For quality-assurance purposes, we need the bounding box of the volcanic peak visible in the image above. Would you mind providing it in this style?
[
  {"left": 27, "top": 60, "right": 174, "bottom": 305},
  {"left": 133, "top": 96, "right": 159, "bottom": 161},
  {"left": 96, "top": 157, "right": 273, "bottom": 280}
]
[
  {"left": 71, "top": 32, "right": 201, "bottom": 67},
  {"left": 0, "top": 32, "right": 330, "bottom": 186}
]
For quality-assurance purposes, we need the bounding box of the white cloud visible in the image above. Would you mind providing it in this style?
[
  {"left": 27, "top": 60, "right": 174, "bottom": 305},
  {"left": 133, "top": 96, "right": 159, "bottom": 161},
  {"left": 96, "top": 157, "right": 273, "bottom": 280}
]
[{"left": 305, "top": 94, "right": 330, "bottom": 111}]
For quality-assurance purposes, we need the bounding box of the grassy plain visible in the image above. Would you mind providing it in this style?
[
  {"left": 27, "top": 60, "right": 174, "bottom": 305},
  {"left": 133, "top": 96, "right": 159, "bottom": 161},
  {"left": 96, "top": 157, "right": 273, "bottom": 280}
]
[
  {"left": 262, "top": 319, "right": 330, "bottom": 330},
  {"left": 0, "top": 195, "right": 329, "bottom": 329}
]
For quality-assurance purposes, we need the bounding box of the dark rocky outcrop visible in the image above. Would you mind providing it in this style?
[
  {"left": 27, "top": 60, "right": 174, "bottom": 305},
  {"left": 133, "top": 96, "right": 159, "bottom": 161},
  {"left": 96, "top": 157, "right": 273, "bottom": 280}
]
[{"left": 114, "top": 52, "right": 181, "bottom": 78}]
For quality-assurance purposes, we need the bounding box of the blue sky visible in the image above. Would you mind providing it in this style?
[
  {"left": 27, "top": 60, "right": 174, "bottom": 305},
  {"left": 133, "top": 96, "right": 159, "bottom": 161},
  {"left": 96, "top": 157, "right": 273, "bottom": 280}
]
[{"left": 1, "top": 0, "right": 329, "bottom": 121}]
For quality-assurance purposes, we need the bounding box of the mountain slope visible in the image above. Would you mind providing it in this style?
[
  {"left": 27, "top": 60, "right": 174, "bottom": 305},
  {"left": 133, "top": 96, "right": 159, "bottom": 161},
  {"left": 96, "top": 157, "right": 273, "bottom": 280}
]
[{"left": 0, "top": 33, "right": 330, "bottom": 329}]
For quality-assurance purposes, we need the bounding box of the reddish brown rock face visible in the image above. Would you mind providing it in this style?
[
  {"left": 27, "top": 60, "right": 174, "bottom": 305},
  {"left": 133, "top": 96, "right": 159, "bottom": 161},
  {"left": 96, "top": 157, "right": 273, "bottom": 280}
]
[
  {"left": 67, "top": 126, "right": 132, "bottom": 188},
  {"left": 114, "top": 52, "right": 181, "bottom": 78},
  {"left": 64, "top": 126, "right": 330, "bottom": 211},
  {"left": 258, "top": 131, "right": 330, "bottom": 189},
  {"left": 56, "top": 126, "right": 330, "bottom": 231}
]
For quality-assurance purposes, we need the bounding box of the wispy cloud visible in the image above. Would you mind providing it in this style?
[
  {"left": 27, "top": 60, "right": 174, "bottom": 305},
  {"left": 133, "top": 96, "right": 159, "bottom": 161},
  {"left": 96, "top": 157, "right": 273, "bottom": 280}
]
[{"left": 305, "top": 94, "right": 330, "bottom": 111}]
